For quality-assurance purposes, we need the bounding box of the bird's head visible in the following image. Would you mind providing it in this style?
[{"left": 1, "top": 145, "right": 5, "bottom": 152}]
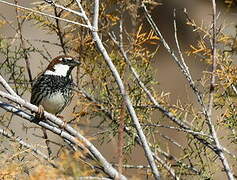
[{"left": 44, "top": 56, "right": 80, "bottom": 77}]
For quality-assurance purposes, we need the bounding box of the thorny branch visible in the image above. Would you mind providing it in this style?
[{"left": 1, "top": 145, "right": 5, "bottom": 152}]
[
  {"left": 109, "top": 22, "right": 217, "bottom": 154},
  {"left": 0, "top": 75, "right": 127, "bottom": 180},
  {"left": 109, "top": 20, "right": 178, "bottom": 179},
  {"left": 0, "top": 0, "right": 90, "bottom": 29},
  {"left": 0, "top": 126, "right": 58, "bottom": 168},
  {"left": 141, "top": 2, "right": 207, "bottom": 118},
  {"left": 142, "top": 2, "right": 234, "bottom": 180},
  {"left": 63, "top": 0, "right": 161, "bottom": 179},
  {"left": 78, "top": 86, "right": 201, "bottom": 177},
  {"left": 13, "top": 0, "right": 33, "bottom": 85},
  {"left": 0, "top": 0, "right": 236, "bottom": 179},
  {"left": 206, "top": 0, "right": 234, "bottom": 179}
]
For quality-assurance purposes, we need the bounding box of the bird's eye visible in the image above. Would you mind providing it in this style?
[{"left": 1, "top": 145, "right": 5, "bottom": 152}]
[{"left": 62, "top": 57, "right": 73, "bottom": 63}]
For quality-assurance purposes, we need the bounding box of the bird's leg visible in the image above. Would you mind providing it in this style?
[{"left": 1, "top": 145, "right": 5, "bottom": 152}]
[
  {"left": 36, "top": 105, "right": 45, "bottom": 119},
  {"left": 56, "top": 115, "right": 68, "bottom": 129},
  {"left": 56, "top": 115, "right": 64, "bottom": 119}
]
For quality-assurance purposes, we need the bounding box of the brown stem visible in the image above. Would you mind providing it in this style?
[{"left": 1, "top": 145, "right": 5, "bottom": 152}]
[{"left": 14, "top": 0, "right": 33, "bottom": 85}]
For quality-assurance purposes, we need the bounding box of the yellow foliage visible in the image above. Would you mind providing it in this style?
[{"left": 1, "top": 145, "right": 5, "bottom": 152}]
[
  {"left": 134, "top": 24, "right": 160, "bottom": 46},
  {"left": 29, "top": 165, "right": 62, "bottom": 180},
  {"left": 188, "top": 40, "right": 211, "bottom": 56},
  {"left": 0, "top": 19, "right": 6, "bottom": 27},
  {"left": 0, "top": 164, "right": 21, "bottom": 180},
  {"left": 106, "top": 14, "right": 120, "bottom": 22}
]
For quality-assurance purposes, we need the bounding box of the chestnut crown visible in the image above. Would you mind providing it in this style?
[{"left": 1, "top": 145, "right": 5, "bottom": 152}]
[{"left": 44, "top": 56, "right": 80, "bottom": 77}]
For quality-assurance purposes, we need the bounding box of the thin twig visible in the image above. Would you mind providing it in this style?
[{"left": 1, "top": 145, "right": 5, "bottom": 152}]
[
  {"left": 0, "top": 127, "right": 53, "bottom": 164},
  {"left": 0, "top": 75, "right": 19, "bottom": 96},
  {"left": 0, "top": 93, "right": 125, "bottom": 179},
  {"left": 141, "top": 4, "right": 235, "bottom": 179},
  {"left": 14, "top": 0, "right": 33, "bottom": 85},
  {"left": 109, "top": 31, "right": 216, "bottom": 152},
  {"left": 109, "top": 23, "right": 178, "bottom": 179},
  {"left": 78, "top": 85, "right": 201, "bottom": 177},
  {"left": 142, "top": 123, "right": 212, "bottom": 138},
  {"left": 53, "top": 7, "right": 67, "bottom": 54},
  {"left": 231, "top": 85, "right": 237, "bottom": 95},
  {"left": 113, "top": 164, "right": 150, "bottom": 169},
  {"left": 77, "top": 177, "right": 111, "bottom": 180},
  {"left": 44, "top": 0, "right": 84, "bottom": 17},
  {"left": 0, "top": 77, "right": 126, "bottom": 180},
  {"left": 141, "top": 3, "right": 207, "bottom": 119},
  {"left": 173, "top": 9, "right": 192, "bottom": 78},
  {"left": 117, "top": 18, "right": 125, "bottom": 178},
  {"left": 206, "top": 1, "right": 234, "bottom": 179},
  {"left": 72, "top": 1, "right": 161, "bottom": 179},
  {"left": 0, "top": 0, "right": 90, "bottom": 29}
]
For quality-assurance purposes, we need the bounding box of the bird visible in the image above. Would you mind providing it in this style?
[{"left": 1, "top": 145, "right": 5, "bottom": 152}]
[{"left": 30, "top": 55, "right": 80, "bottom": 119}]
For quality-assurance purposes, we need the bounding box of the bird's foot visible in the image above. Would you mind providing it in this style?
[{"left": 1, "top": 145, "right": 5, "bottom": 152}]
[
  {"left": 56, "top": 115, "right": 68, "bottom": 129},
  {"left": 56, "top": 115, "right": 64, "bottom": 119},
  {"left": 36, "top": 105, "right": 45, "bottom": 120}
]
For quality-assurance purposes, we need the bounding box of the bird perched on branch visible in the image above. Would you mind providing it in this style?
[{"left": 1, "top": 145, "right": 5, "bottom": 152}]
[{"left": 30, "top": 55, "right": 80, "bottom": 118}]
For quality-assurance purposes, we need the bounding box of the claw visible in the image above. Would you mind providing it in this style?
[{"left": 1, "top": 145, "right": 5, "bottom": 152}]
[
  {"left": 37, "top": 105, "right": 45, "bottom": 119},
  {"left": 56, "top": 115, "right": 67, "bottom": 129},
  {"left": 56, "top": 115, "right": 64, "bottom": 119}
]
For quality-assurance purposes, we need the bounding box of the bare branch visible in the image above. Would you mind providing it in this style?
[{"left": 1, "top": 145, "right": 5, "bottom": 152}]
[
  {"left": 44, "top": 0, "right": 84, "bottom": 17},
  {"left": 14, "top": 0, "right": 33, "bottom": 85},
  {"left": 78, "top": 86, "right": 201, "bottom": 177},
  {"left": 142, "top": 123, "right": 212, "bottom": 138},
  {"left": 141, "top": 3, "right": 235, "bottom": 179},
  {"left": 0, "top": 126, "right": 50, "bottom": 161},
  {"left": 141, "top": 2, "right": 207, "bottom": 118},
  {"left": 0, "top": 75, "right": 127, "bottom": 180},
  {"left": 0, "top": 0, "right": 90, "bottom": 29},
  {"left": 93, "top": 0, "right": 99, "bottom": 31},
  {"left": 109, "top": 31, "right": 216, "bottom": 153},
  {"left": 74, "top": 1, "right": 161, "bottom": 179},
  {"left": 56, "top": 1, "right": 163, "bottom": 179},
  {"left": 231, "top": 85, "right": 237, "bottom": 95},
  {"left": 1, "top": 1, "right": 235, "bottom": 179},
  {"left": 173, "top": 9, "right": 192, "bottom": 79},
  {"left": 0, "top": 75, "right": 19, "bottom": 96},
  {"left": 205, "top": 1, "right": 234, "bottom": 179}
]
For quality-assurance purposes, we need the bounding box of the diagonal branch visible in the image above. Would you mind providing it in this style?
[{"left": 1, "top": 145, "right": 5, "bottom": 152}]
[
  {"left": 141, "top": 3, "right": 234, "bottom": 179},
  {"left": 141, "top": 3, "right": 207, "bottom": 119},
  {"left": 206, "top": 1, "right": 234, "bottom": 179},
  {"left": 0, "top": 75, "right": 19, "bottom": 96},
  {"left": 0, "top": 126, "right": 54, "bottom": 165},
  {"left": 0, "top": 0, "right": 90, "bottom": 29},
  {"left": 62, "top": 1, "right": 161, "bottom": 179},
  {"left": 0, "top": 75, "right": 127, "bottom": 179}
]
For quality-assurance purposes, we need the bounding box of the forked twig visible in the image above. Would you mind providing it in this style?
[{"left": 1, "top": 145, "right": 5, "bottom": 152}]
[{"left": 0, "top": 75, "right": 126, "bottom": 180}]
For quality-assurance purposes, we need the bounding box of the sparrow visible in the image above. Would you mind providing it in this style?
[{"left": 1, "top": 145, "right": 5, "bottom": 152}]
[{"left": 30, "top": 55, "right": 80, "bottom": 118}]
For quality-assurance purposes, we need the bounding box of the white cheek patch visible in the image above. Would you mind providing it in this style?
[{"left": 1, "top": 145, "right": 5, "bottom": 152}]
[
  {"left": 44, "top": 64, "right": 70, "bottom": 77},
  {"left": 59, "top": 57, "right": 72, "bottom": 61}
]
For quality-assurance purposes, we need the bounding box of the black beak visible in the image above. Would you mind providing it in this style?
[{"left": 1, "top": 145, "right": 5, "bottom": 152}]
[{"left": 70, "top": 59, "right": 81, "bottom": 67}]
